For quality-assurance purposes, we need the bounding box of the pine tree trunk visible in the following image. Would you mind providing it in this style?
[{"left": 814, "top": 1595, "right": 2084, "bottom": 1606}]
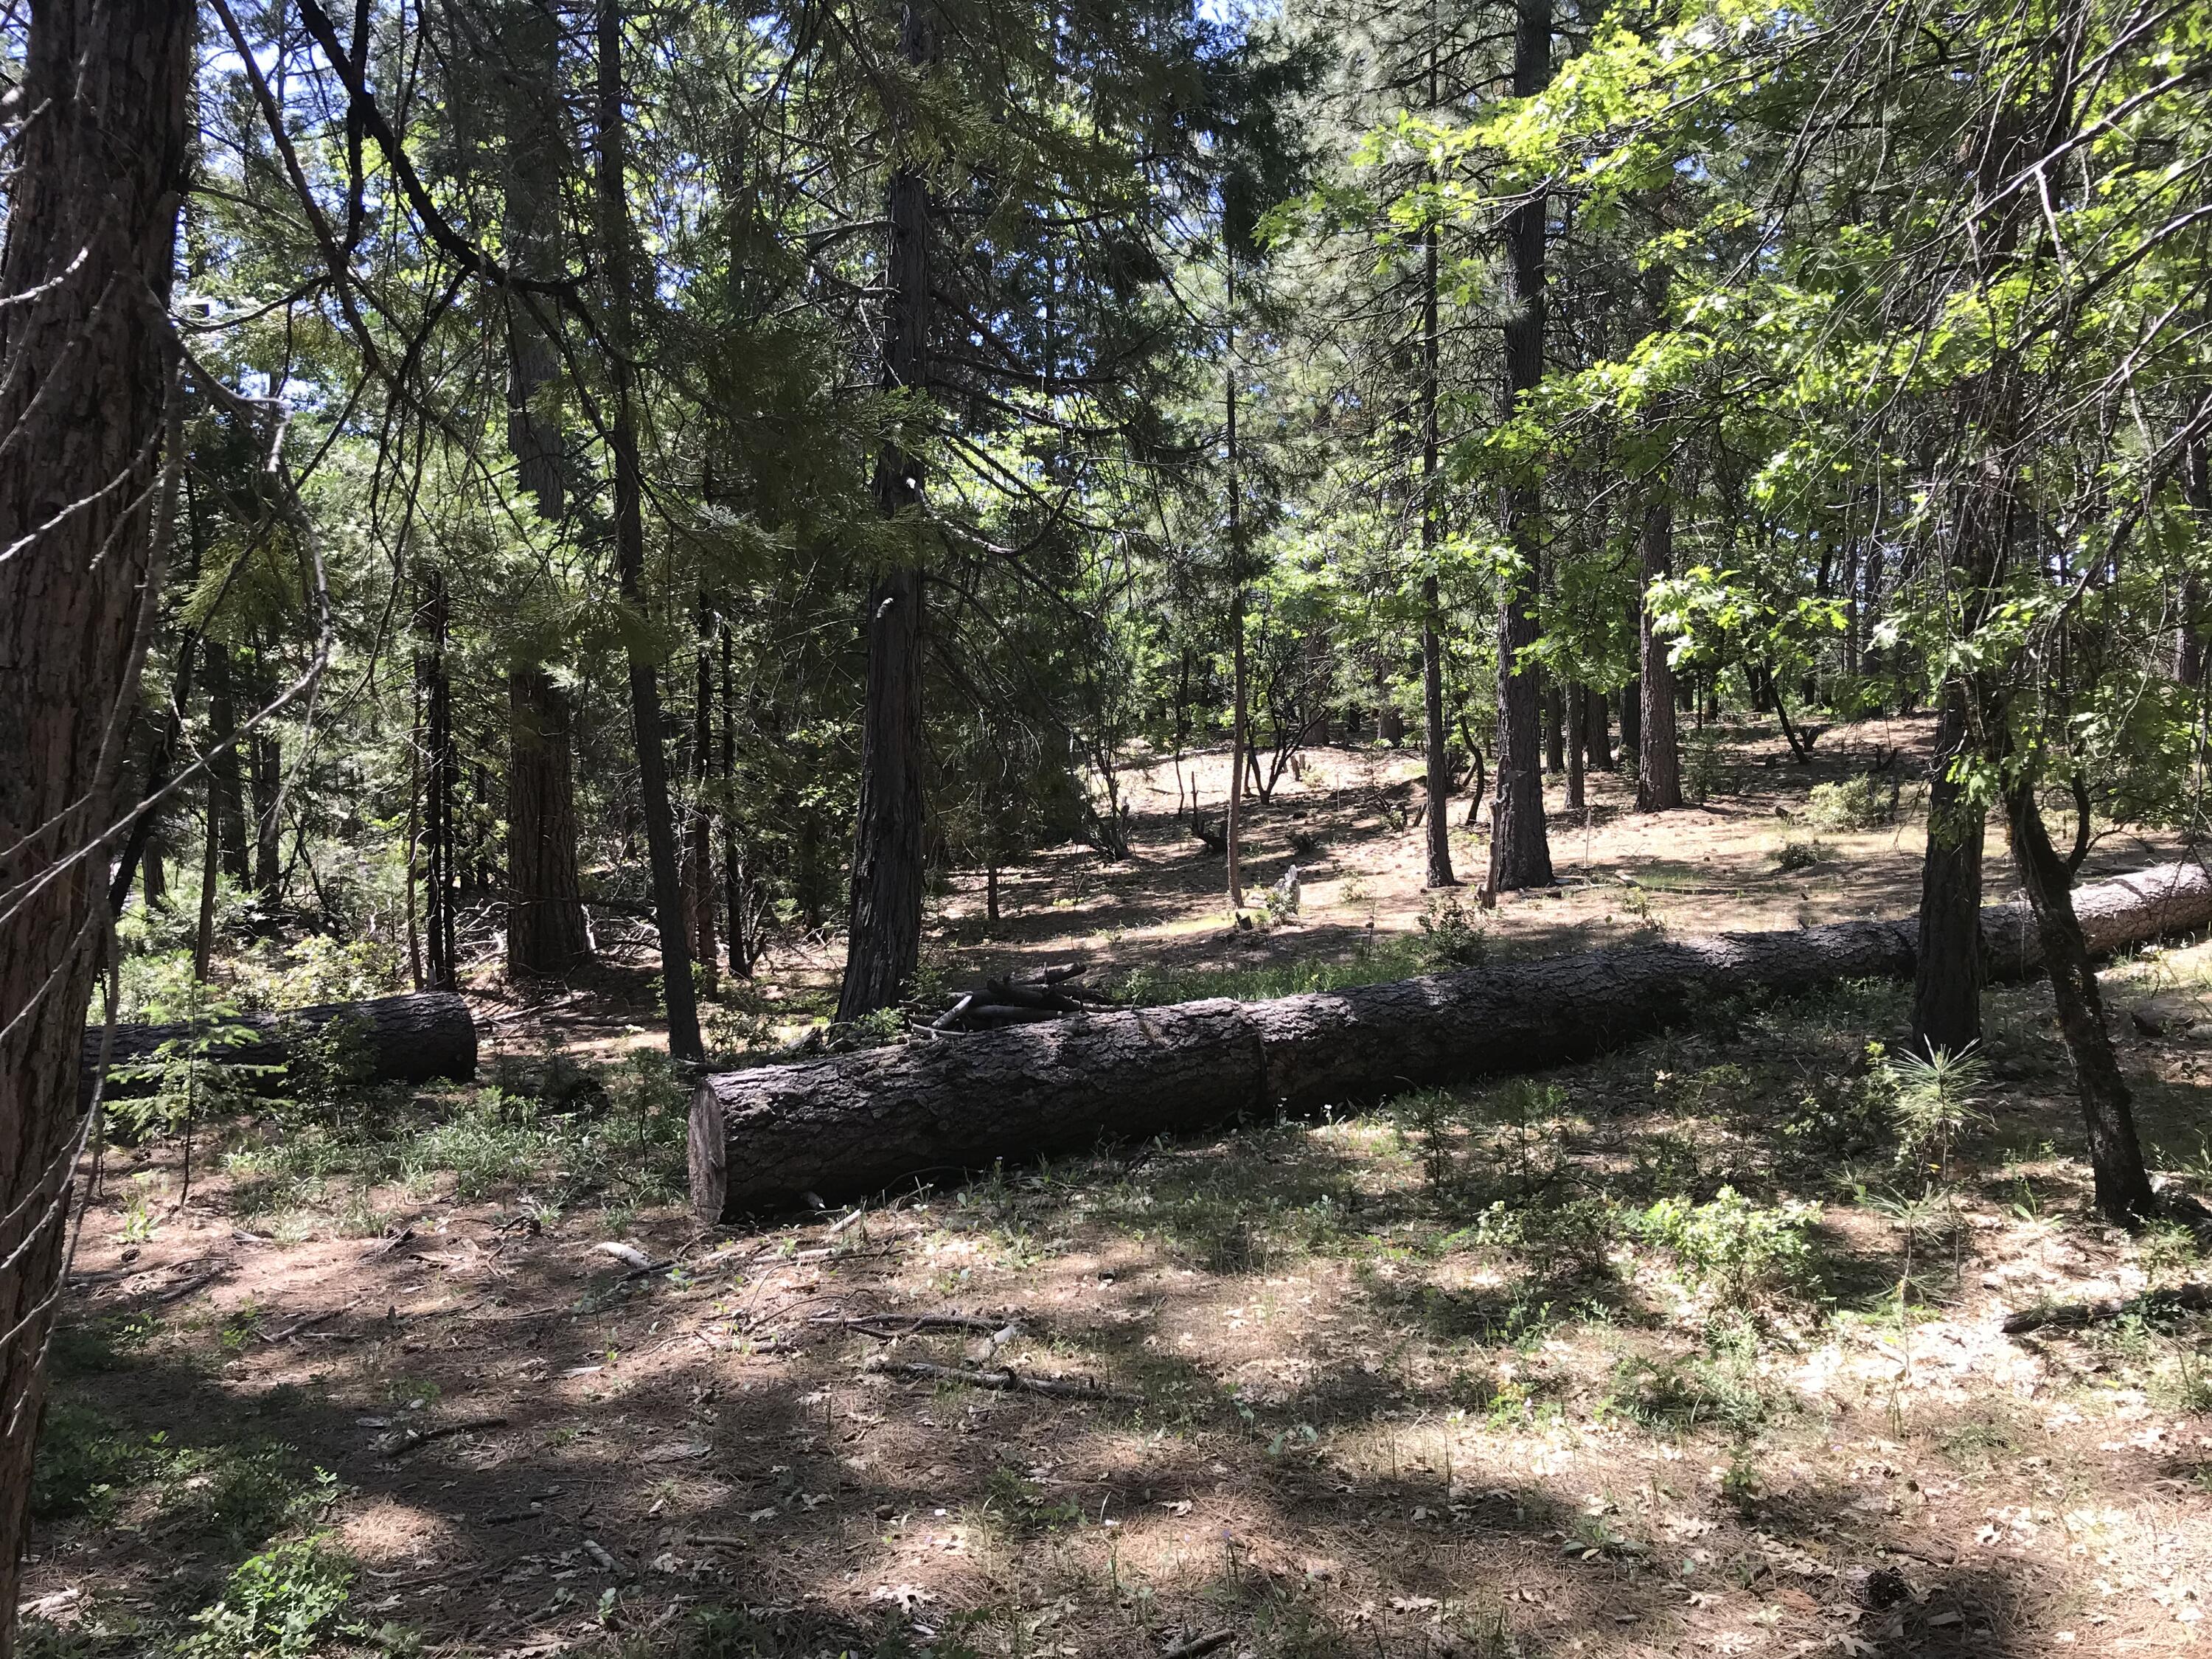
[
  {"left": 2006, "top": 782, "right": 2159, "bottom": 1227},
  {"left": 689, "top": 613, "right": 720, "bottom": 996},
  {"left": 1565, "top": 685, "right": 1586, "bottom": 810},
  {"left": 206, "top": 641, "right": 251, "bottom": 886},
  {"left": 2180, "top": 438, "right": 2208, "bottom": 687},
  {"left": 1584, "top": 687, "right": 1612, "bottom": 772},
  {"left": 838, "top": 0, "right": 935, "bottom": 1020},
  {"left": 0, "top": 0, "right": 189, "bottom": 1637},
  {"left": 1486, "top": 0, "right": 1554, "bottom": 897},
  {"left": 498, "top": 0, "right": 590, "bottom": 976},
  {"left": 248, "top": 645, "right": 282, "bottom": 897},
  {"left": 1912, "top": 689, "right": 1988, "bottom": 1057},
  {"left": 691, "top": 860, "right": 2212, "bottom": 1219},
  {"left": 415, "top": 568, "right": 459, "bottom": 993},
  {"left": 1418, "top": 178, "right": 1455, "bottom": 887},
  {"left": 1636, "top": 498, "right": 1683, "bottom": 810},
  {"left": 598, "top": 0, "right": 701, "bottom": 1061},
  {"left": 506, "top": 669, "right": 591, "bottom": 975}
]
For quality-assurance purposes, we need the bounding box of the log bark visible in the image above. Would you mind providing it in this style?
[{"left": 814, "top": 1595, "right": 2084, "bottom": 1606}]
[
  {"left": 0, "top": 0, "right": 190, "bottom": 1634},
  {"left": 85, "top": 992, "right": 478, "bottom": 1102},
  {"left": 692, "top": 860, "right": 2212, "bottom": 1220}
]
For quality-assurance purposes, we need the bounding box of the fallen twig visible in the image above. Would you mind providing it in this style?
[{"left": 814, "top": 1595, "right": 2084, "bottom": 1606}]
[
  {"left": 153, "top": 1268, "right": 226, "bottom": 1304},
  {"left": 815, "top": 1311, "right": 1012, "bottom": 1338},
  {"left": 375, "top": 1415, "right": 510, "bottom": 1457},
  {"left": 2003, "top": 1282, "right": 2212, "bottom": 1334},
  {"left": 263, "top": 1301, "right": 358, "bottom": 1343},
  {"left": 863, "top": 1354, "right": 1139, "bottom": 1402},
  {"left": 1161, "top": 1632, "right": 1234, "bottom": 1659}
]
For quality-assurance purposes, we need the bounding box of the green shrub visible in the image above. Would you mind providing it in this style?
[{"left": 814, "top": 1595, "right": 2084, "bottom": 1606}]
[
  {"left": 1804, "top": 773, "right": 1897, "bottom": 831},
  {"left": 1635, "top": 1186, "right": 1815, "bottom": 1304},
  {"left": 1770, "top": 839, "right": 1829, "bottom": 873},
  {"left": 182, "top": 1540, "right": 361, "bottom": 1659},
  {"left": 1418, "top": 891, "right": 1489, "bottom": 970}
]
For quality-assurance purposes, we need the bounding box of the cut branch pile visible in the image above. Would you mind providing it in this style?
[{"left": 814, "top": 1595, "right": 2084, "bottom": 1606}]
[{"left": 924, "top": 961, "right": 1119, "bottom": 1033}]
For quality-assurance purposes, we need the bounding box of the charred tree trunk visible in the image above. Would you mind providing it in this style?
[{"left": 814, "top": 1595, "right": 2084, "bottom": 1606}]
[
  {"left": 86, "top": 992, "right": 477, "bottom": 1104},
  {"left": 2006, "top": 783, "right": 2159, "bottom": 1227},
  {"left": 506, "top": 669, "right": 591, "bottom": 975},
  {"left": 598, "top": 0, "right": 701, "bottom": 1061},
  {"left": 838, "top": 0, "right": 934, "bottom": 1020},
  {"left": 0, "top": 0, "right": 189, "bottom": 1636},
  {"left": 1618, "top": 672, "right": 1641, "bottom": 761},
  {"left": 689, "top": 860, "right": 2212, "bottom": 1219}
]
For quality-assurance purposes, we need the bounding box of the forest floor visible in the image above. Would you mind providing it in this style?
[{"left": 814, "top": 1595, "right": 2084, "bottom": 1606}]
[{"left": 27, "top": 714, "right": 2212, "bottom": 1658}]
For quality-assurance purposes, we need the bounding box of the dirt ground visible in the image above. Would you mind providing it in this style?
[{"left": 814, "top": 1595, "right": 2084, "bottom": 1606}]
[{"left": 24, "top": 715, "right": 2212, "bottom": 1658}]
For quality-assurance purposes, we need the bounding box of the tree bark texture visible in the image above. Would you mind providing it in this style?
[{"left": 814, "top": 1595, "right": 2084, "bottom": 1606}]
[
  {"left": 206, "top": 641, "right": 251, "bottom": 886},
  {"left": 1418, "top": 191, "right": 1454, "bottom": 888},
  {"left": 1636, "top": 498, "right": 1682, "bottom": 810},
  {"left": 1486, "top": 0, "right": 1554, "bottom": 894},
  {"left": 838, "top": 0, "right": 934, "bottom": 1019},
  {"left": 1911, "top": 688, "right": 1986, "bottom": 1055},
  {"left": 506, "top": 669, "right": 591, "bottom": 975},
  {"left": 598, "top": 0, "right": 701, "bottom": 1061},
  {"left": 0, "top": 0, "right": 189, "bottom": 1642},
  {"left": 691, "top": 859, "right": 2212, "bottom": 1220},
  {"left": 2005, "top": 786, "right": 2160, "bottom": 1225},
  {"left": 84, "top": 992, "right": 477, "bottom": 1103},
  {"left": 414, "top": 568, "right": 459, "bottom": 992}
]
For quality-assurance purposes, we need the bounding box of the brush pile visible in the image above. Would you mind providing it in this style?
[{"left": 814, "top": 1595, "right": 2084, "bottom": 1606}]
[{"left": 925, "top": 961, "right": 1119, "bottom": 1032}]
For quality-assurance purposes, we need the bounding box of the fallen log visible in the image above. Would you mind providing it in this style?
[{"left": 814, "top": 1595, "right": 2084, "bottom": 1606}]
[
  {"left": 85, "top": 991, "right": 478, "bottom": 1100},
  {"left": 690, "top": 860, "right": 2212, "bottom": 1221}
]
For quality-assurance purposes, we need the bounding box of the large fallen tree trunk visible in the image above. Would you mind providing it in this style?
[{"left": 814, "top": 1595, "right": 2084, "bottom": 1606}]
[
  {"left": 691, "top": 860, "right": 2212, "bottom": 1220},
  {"left": 84, "top": 992, "right": 478, "bottom": 1101}
]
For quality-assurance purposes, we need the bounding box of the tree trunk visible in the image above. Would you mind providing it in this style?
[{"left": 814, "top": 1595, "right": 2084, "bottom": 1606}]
[
  {"left": 1223, "top": 257, "right": 1249, "bottom": 911},
  {"left": 1911, "top": 688, "right": 1986, "bottom": 1056},
  {"left": 1565, "top": 684, "right": 1586, "bottom": 810},
  {"left": 86, "top": 992, "right": 477, "bottom": 1104},
  {"left": 1619, "top": 672, "right": 1641, "bottom": 761},
  {"left": 598, "top": 0, "right": 701, "bottom": 1061},
  {"left": 689, "top": 860, "right": 2212, "bottom": 1218},
  {"left": 1418, "top": 164, "right": 1455, "bottom": 888},
  {"left": 2181, "top": 437, "right": 2208, "bottom": 687},
  {"left": 2006, "top": 784, "right": 2159, "bottom": 1227},
  {"left": 689, "top": 602, "right": 720, "bottom": 997},
  {"left": 414, "top": 566, "right": 459, "bottom": 993},
  {"left": 1486, "top": 0, "right": 1554, "bottom": 894},
  {"left": 838, "top": 0, "right": 934, "bottom": 1020},
  {"left": 206, "top": 641, "right": 251, "bottom": 886},
  {"left": 247, "top": 646, "right": 282, "bottom": 897},
  {"left": 506, "top": 669, "right": 591, "bottom": 975},
  {"left": 1543, "top": 679, "right": 1565, "bottom": 774},
  {"left": 1584, "top": 686, "right": 1612, "bottom": 772},
  {"left": 0, "top": 0, "right": 189, "bottom": 1638},
  {"left": 1636, "top": 498, "right": 1683, "bottom": 811}
]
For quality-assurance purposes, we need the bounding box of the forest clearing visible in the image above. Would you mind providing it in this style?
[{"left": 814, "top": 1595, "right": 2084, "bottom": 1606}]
[
  {"left": 4, "top": 0, "right": 2211, "bottom": 1651},
  {"left": 26, "top": 721, "right": 2212, "bottom": 1658}
]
